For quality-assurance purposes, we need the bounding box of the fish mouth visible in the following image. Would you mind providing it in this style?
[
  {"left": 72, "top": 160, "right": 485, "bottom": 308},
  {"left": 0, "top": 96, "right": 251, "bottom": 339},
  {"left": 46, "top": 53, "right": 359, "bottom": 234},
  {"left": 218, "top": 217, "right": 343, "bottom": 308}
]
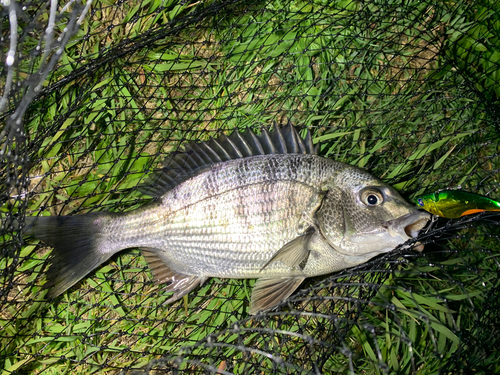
[
  {"left": 332, "top": 210, "right": 431, "bottom": 257},
  {"left": 387, "top": 211, "right": 431, "bottom": 251},
  {"left": 404, "top": 217, "right": 429, "bottom": 238}
]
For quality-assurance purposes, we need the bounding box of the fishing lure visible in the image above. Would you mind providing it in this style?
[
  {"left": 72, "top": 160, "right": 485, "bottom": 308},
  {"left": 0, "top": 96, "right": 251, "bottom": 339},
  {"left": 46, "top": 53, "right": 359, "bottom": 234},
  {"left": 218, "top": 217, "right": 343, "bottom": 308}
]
[{"left": 415, "top": 190, "right": 500, "bottom": 219}]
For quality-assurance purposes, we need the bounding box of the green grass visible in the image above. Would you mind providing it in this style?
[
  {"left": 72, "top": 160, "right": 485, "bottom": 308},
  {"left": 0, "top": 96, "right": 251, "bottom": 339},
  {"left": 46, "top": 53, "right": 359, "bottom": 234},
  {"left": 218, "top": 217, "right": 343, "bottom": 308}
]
[
  {"left": 439, "top": 0, "right": 500, "bottom": 103},
  {"left": 2, "top": 0, "right": 500, "bottom": 373}
]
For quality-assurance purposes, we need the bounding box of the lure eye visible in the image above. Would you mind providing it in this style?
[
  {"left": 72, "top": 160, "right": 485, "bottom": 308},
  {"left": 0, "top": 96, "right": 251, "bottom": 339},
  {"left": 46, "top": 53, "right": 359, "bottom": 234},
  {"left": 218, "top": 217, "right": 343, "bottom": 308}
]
[
  {"left": 417, "top": 198, "right": 424, "bottom": 207},
  {"left": 361, "top": 189, "right": 384, "bottom": 207}
]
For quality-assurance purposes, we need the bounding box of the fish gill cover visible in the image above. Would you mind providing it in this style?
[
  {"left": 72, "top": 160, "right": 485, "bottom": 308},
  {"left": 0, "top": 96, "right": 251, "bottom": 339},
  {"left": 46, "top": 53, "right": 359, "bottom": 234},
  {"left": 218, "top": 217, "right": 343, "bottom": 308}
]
[{"left": 1, "top": 0, "right": 500, "bottom": 374}]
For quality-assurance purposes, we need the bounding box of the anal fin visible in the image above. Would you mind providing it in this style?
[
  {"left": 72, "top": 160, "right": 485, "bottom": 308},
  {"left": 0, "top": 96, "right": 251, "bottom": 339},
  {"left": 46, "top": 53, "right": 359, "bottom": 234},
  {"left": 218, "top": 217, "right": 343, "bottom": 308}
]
[
  {"left": 142, "top": 249, "right": 205, "bottom": 304},
  {"left": 250, "top": 277, "right": 305, "bottom": 315}
]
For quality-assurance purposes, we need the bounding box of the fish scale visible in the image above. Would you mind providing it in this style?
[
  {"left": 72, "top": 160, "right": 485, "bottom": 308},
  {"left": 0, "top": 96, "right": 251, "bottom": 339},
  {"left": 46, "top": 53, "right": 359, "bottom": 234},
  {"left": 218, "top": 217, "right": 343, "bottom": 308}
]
[
  {"left": 161, "top": 179, "right": 319, "bottom": 277},
  {"left": 95, "top": 155, "right": 327, "bottom": 277},
  {"left": 24, "top": 125, "right": 430, "bottom": 314}
]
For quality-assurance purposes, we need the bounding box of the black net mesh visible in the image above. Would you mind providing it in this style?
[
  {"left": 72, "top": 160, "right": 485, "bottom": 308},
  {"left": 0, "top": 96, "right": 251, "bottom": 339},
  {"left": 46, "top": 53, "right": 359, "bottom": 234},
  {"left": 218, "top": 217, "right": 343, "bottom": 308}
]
[{"left": 2, "top": 0, "right": 500, "bottom": 373}]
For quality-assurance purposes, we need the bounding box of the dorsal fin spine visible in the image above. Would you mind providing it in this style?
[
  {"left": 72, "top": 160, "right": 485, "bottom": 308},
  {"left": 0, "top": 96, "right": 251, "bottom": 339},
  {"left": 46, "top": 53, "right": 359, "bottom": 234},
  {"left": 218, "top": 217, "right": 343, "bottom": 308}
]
[
  {"left": 184, "top": 154, "right": 201, "bottom": 170},
  {"left": 242, "top": 130, "right": 265, "bottom": 155},
  {"left": 168, "top": 157, "right": 187, "bottom": 173},
  {"left": 283, "top": 125, "right": 299, "bottom": 154},
  {"left": 273, "top": 126, "right": 287, "bottom": 154},
  {"left": 233, "top": 131, "right": 253, "bottom": 157},
  {"left": 258, "top": 128, "right": 277, "bottom": 154},
  {"left": 216, "top": 134, "right": 238, "bottom": 159},
  {"left": 303, "top": 130, "right": 314, "bottom": 154},
  {"left": 201, "top": 143, "right": 222, "bottom": 163},
  {"left": 222, "top": 135, "right": 243, "bottom": 158},
  {"left": 209, "top": 138, "right": 231, "bottom": 161},
  {"left": 185, "top": 147, "right": 205, "bottom": 167},
  {"left": 139, "top": 125, "right": 317, "bottom": 198},
  {"left": 191, "top": 143, "right": 213, "bottom": 165}
]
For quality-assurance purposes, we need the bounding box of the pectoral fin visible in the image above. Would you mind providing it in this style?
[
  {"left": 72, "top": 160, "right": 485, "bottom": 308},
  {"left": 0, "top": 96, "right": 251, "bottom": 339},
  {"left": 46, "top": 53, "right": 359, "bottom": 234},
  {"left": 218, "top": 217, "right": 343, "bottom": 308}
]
[
  {"left": 250, "top": 277, "right": 305, "bottom": 315},
  {"left": 142, "top": 249, "right": 205, "bottom": 304},
  {"left": 260, "top": 232, "right": 313, "bottom": 271}
]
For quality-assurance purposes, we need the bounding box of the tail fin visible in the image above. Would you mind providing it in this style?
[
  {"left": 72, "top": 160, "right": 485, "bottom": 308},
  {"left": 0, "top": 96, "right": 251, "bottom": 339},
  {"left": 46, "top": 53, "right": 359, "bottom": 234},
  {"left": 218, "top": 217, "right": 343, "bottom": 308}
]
[{"left": 25, "top": 213, "right": 116, "bottom": 298}]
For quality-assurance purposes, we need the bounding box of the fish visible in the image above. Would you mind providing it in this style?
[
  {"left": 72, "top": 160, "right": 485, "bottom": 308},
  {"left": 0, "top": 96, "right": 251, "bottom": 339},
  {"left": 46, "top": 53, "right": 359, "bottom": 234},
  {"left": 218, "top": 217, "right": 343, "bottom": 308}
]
[
  {"left": 24, "top": 125, "right": 430, "bottom": 315},
  {"left": 415, "top": 190, "right": 500, "bottom": 219}
]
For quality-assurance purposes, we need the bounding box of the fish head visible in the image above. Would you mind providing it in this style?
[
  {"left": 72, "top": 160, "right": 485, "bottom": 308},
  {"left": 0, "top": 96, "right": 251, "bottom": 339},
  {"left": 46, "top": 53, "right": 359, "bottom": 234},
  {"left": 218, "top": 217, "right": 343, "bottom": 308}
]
[{"left": 316, "top": 168, "right": 430, "bottom": 262}]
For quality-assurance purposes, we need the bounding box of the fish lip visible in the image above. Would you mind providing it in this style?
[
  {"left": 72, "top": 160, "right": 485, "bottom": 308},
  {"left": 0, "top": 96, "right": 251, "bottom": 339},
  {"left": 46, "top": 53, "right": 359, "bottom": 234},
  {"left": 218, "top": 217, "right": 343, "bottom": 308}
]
[
  {"left": 332, "top": 211, "right": 431, "bottom": 256},
  {"left": 386, "top": 211, "right": 431, "bottom": 239}
]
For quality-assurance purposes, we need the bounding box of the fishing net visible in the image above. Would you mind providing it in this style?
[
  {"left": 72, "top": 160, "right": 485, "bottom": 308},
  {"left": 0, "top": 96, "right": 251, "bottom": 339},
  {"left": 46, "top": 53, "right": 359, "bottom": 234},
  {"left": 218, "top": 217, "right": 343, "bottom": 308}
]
[{"left": 2, "top": 0, "right": 500, "bottom": 373}]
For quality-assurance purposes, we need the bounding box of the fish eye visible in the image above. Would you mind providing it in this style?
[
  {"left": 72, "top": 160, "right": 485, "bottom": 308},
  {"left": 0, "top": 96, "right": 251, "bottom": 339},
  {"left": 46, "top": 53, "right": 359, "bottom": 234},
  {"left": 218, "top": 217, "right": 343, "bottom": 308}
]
[
  {"left": 417, "top": 198, "right": 424, "bottom": 207},
  {"left": 360, "top": 188, "right": 384, "bottom": 207}
]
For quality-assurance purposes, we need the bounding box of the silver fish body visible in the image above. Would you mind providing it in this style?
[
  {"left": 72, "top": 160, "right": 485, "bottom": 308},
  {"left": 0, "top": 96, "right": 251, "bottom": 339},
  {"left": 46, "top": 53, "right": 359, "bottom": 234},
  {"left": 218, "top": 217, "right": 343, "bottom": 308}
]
[
  {"left": 104, "top": 155, "right": 341, "bottom": 277},
  {"left": 25, "top": 126, "right": 430, "bottom": 314}
]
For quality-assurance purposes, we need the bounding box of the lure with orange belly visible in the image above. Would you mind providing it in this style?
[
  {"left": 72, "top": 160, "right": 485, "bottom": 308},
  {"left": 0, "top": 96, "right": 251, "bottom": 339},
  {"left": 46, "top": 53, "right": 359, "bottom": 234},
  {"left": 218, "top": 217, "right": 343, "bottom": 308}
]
[{"left": 415, "top": 190, "right": 500, "bottom": 219}]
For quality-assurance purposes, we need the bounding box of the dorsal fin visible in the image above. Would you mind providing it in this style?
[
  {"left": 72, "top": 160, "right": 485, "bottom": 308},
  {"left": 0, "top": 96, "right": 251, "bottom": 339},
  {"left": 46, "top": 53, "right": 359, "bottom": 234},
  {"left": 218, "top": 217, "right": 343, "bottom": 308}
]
[{"left": 139, "top": 124, "right": 317, "bottom": 197}]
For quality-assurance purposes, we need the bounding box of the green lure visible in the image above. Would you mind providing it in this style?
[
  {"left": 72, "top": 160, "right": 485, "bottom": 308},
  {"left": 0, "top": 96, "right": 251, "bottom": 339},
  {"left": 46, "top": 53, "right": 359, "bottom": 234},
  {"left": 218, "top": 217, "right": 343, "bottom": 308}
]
[{"left": 415, "top": 190, "right": 500, "bottom": 219}]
